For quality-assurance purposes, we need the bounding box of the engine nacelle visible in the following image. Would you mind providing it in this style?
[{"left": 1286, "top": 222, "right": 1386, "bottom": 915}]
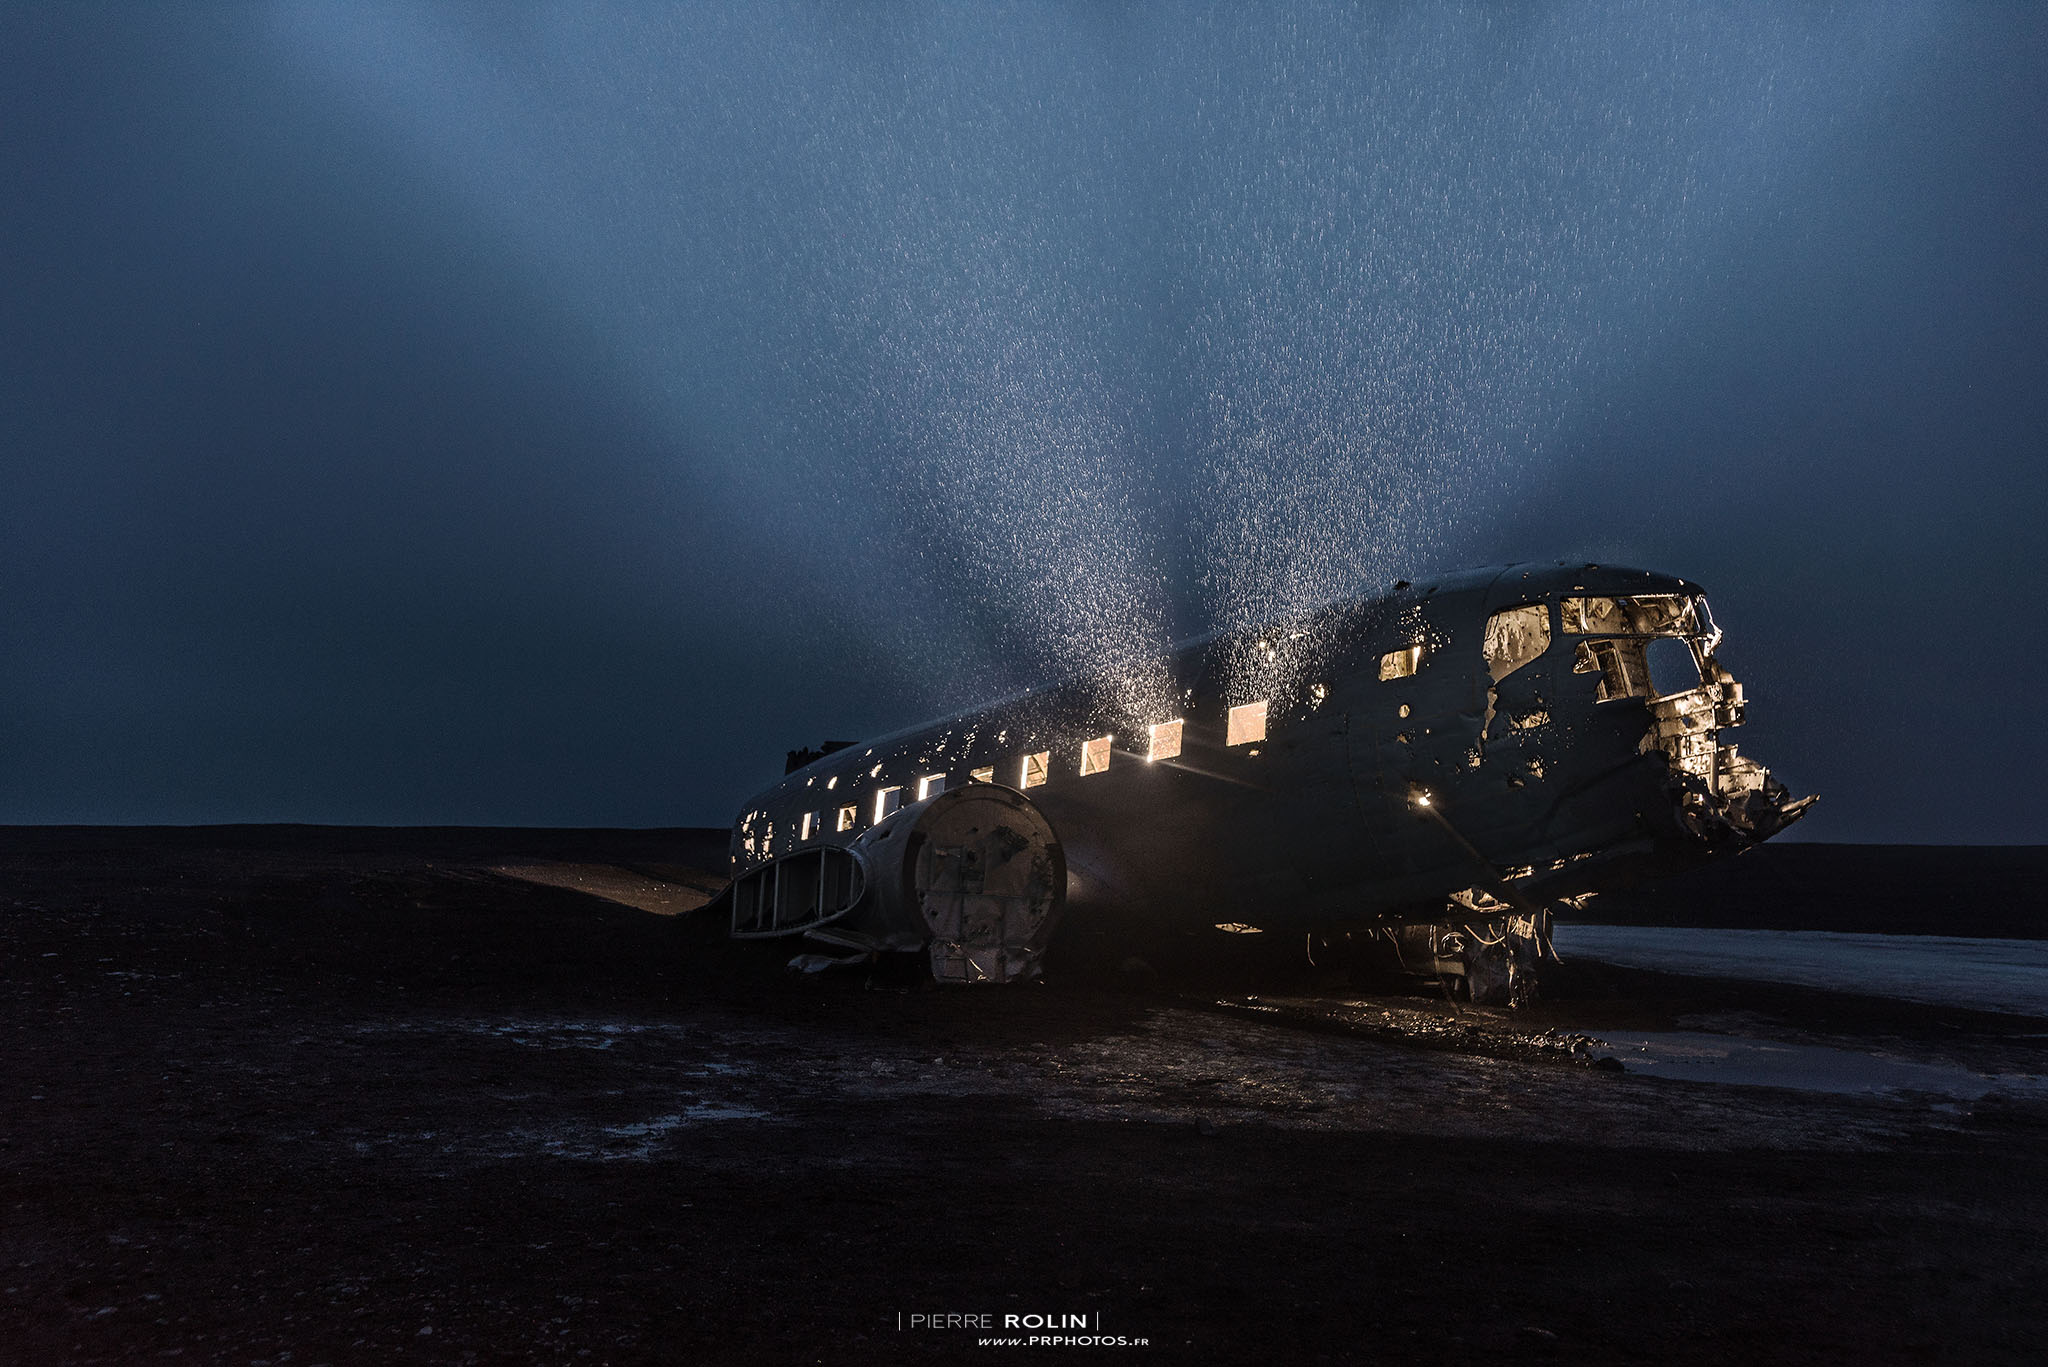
[
  {"left": 730, "top": 783, "right": 1065, "bottom": 984},
  {"left": 849, "top": 784, "right": 1066, "bottom": 983}
]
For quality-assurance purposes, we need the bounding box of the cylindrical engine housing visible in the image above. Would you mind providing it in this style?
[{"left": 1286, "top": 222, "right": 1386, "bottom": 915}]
[{"left": 848, "top": 783, "right": 1066, "bottom": 983}]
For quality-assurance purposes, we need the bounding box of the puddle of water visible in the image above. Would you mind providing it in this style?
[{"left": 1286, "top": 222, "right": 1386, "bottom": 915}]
[{"left": 1589, "top": 1030, "right": 2048, "bottom": 1099}]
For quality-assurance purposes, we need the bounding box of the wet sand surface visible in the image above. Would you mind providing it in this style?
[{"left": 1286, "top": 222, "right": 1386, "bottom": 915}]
[{"left": 3, "top": 828, "right": 2045, "bottom": 1365}]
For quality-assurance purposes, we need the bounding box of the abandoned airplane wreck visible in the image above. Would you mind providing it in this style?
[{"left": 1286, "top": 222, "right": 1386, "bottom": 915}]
[{"left": 723, "top": 563, "right": 1813, "bottom": 1001}]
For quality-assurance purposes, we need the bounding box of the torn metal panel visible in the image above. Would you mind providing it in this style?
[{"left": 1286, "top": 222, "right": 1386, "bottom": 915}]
[
  {"left": 1388, "top": 903, "right": 1551, "bottom": 1007},
  {"left": 1483, "top": 603, "right": 1550, "bottom": 682}
]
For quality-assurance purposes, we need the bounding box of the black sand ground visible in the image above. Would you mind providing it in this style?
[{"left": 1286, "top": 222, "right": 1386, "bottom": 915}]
[{"left": 2, "top": 828, "right": 2044, "bottom": 1365}]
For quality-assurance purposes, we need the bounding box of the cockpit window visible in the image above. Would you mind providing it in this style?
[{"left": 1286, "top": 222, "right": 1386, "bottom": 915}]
[
  {"left": 1563, "top": 593, "right": 1716, "bottom": 703},
  {"left": 1483, "top": 604, "right": 1550, "bottom": 682},
  {"left": 1646, "top": 637, "right": 1701, "bottom": 695},
  {"left": 1560, "top": 595, "right": 1695, "bottom": 637}
]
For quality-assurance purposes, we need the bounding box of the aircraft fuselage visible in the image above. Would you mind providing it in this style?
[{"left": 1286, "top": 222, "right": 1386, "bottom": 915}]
[{"left": 731, "top": 563, "right": 1808, "bottom": 962}]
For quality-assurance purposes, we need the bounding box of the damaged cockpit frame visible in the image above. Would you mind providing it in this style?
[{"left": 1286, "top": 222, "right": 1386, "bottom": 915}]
[{"left": 1545, "top": 591, "right": 1806, "bottom": 845}]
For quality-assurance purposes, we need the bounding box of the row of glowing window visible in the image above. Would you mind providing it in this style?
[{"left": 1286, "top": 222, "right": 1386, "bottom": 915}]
[{"left": 791, "top": 700, "right": 1273, "bottom": 842}]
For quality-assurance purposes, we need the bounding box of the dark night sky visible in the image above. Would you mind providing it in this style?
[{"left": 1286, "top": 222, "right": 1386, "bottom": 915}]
[{"left": 3, "top": 3, "right": 2044, "bottom": 842}]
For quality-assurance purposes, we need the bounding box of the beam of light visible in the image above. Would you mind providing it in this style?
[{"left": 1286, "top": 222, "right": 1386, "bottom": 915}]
[
  {"left": 1172, "top": 2, "right": 1947, "bottom": 692},
  {"left": 263, "top": 1, "right": 1944, "bottom": 739}
]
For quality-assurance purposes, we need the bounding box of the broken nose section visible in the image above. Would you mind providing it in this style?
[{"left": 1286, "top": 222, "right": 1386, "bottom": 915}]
[{"left": 1646, "top": 652, "right": 1815, "bottom": 847}]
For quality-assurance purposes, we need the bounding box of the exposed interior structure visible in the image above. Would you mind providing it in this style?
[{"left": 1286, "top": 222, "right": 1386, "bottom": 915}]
[
  {"left": 1539, "top": 592, "right": 1808, "bottom": 845},
  {"left": 1378, "top": 644, "right": 1425, "bottom": 680},
  {"left": 1482, "top": 603, "right": 1549, "bottom": 680}
]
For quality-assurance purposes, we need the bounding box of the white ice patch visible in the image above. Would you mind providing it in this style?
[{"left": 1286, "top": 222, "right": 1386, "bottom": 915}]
[
  {"left": 1555, "top": 926, "right": 2048, "bottom": 1018},
  {"left": 1587, "top": 1031, "right": 2048, "bottom": 1101}
]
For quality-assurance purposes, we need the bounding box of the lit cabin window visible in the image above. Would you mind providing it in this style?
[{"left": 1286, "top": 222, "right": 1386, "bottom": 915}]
[
  {"left": 798, "top": 812, "right": 817, "bottom": 841},
  {"left": 835, "top": 804, "right": 857, "bottom": 832},
  {"left": 1147, "top": 719, "right": 1183, "bottom": 762},
  {"left": 1080, "top": 735, "right": 1112, "bottom": 776},
  {"left": 917, "top": 773, "right": 946, "bottom": 801},
  {"left": 1379, "top": 645, "right": 1425, "bottom": 680},
  {"left": 1226, "top": 701, "right": 1267, "bottom": 747},
  {"left": 1020, "top": 751, "right": 1050, "bottom": 789},
  {"left": 970, "top": 765, "right": 995, "bottom": 784},
  {"left": 874, "top": 786, "right": 903, "bottom": 823}
]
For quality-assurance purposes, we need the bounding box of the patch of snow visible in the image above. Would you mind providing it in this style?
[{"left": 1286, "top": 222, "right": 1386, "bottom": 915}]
[
  {"left": 1555, "top": 926, "right": 2048, "bottom": 1017},
  {"left": 1586, "top": 1030, "right": 2048, "bottom": 1099}
]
